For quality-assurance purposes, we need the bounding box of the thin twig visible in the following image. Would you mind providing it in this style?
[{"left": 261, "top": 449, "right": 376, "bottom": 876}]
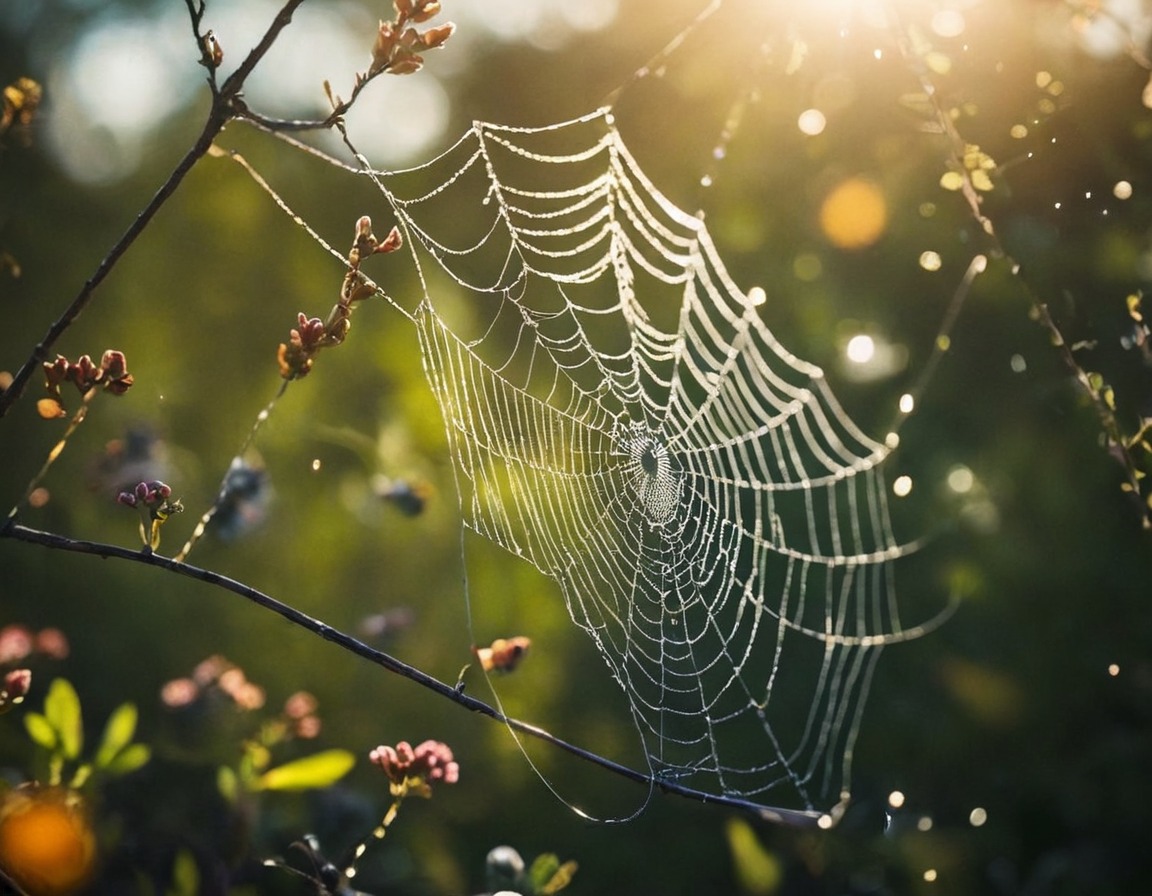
[
  {"left": 0, "top": 521, "right": 824, "bottom": 827},
  {"left": 0, "top": 0, "right": 308, "bottom": 421},
  {"left": 886, "top": 3, "right": 1152, "bottom": 529}
]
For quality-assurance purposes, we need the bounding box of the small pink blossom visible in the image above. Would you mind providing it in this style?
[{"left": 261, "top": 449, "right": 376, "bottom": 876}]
[
  {"left": 160, "top": 677, "right": 200, "bottom": 708},
  {"left": 369, "top": 739, "right": 459, "bottom": 794},
  {"left": 0, "top": 625, "right": 33, "bottom": 664},
  {"left": 34, "top": 627, "right": 70, "bottom": 660},
  {"left": 1, "top": 668, "right": 32, "bottom": 709},
  {"left": 283, "top": 691, "right": 318, "bottom": 720}
]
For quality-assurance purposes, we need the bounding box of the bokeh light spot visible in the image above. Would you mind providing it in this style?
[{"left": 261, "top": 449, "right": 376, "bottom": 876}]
[
  {"left": 893, "top": 475, "right": 913, "bottom": 497},
  {"left": 820, "top": 178, "right": 888, "bottom": 249},
  {"left": 846, "top": 334, "right": 876, "bottom": 364},
  {"left": 0, "top": 790, "right": 96, "bottom": 895},
  {"left": 947, "top": 465, "right": 975, "bottom": 494},
  {"left": 1114, "top": 180, "right": 1133, "bottom": 200},
  {"left": 798, "top": 108, "right": 827, "bottom": 136},
  {"left": 919, "top": 250, "right": 942, "bottom": 271}
]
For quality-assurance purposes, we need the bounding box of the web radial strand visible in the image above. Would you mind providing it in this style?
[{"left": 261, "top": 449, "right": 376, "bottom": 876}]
[{"left": 378, "top": 109, "right": 919, "bottom": 813}]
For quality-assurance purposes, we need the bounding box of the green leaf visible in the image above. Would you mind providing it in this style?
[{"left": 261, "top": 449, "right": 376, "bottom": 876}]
[
  {"left": 166, "top": 848, "right": 200, "bottom": 896},
  {"left": 217, "top": 765, "right": 238, "bottom": 803},
  {"left": 105, "top": 742, "right": 151, "bottom": 776},
  {"left": 725, "top": 817, "right": 782, "bottom": 896},
  {"left": 44, "top": 678, "right": 83, "bottom": 760},
  {"left": 539, "top": 862, "right": 578, "bottom": 895},
  {"left": 528, "top": 853, "right": 578, "bottom": 894},
  {"left": 528, "top": 853, "right": 561, "bottom": 892},
  {"left": 23, "top": 711, "right": 57, "bottom": 751},
  {"left": 94, "top": 702, "right": 138, "bottom": 769},
  {"left": 254, "top": 749, "right": 355, "bottom": 792}
]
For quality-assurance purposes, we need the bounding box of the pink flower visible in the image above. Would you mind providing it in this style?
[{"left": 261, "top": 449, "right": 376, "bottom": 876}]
[
  {"left": 2, "top": 668, "right": 32, "bottom": 705},
  {"left": 369, "top": 739, "right": 459, "bottom": 794},
  {"left": 34, "top": 628, "right": 69, "bottom": 660},
  {"left": 160, "top": 677, "right": 199, "bottom": 708},
  {"left": 0, "top": 625, "right": 33, "bottom": 664}
]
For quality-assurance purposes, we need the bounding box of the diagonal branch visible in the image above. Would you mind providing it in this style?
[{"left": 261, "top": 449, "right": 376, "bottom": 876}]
[
  {"left": 0, "top": 521, "right": 824, "bottom": 828},
  {"left": 0, "top": 0, "right": 308, "bottom": 421}
]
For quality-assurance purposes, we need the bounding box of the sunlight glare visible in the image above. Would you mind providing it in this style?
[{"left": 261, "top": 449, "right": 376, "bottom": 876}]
[{"left": 931, "top": 10, "right": 965, "bottom": 38}]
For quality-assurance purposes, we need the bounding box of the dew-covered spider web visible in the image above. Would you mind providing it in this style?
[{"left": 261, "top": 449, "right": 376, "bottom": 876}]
[{"left": 344, "top": 106, "right": 944, "bottom": 821}]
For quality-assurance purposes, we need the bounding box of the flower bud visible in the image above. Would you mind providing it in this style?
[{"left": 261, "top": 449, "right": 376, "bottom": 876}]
[
  {"left": 420, "top": 22, "right": 455, "bottom": 50},
  {"left": 2, "top": 669, "right": 31, "bottom": 705},
  {"left": 411, "top": 0, "right": 441, "bottom": 23},
  {"left": 377, "top": 225, "right": 403, "bottom": 254}
]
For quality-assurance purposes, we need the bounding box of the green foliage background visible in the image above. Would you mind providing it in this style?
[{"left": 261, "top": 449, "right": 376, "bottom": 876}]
[{"left": 2, "top": 1, "right": 1152, "bottom": 893}]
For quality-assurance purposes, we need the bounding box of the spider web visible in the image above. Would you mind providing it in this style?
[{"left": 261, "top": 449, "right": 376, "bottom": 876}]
[{"left": 360, "top": 107, "right": 935, "bottom": 818}]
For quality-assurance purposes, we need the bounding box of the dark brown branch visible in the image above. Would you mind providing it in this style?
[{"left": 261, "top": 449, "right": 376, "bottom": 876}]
[{"left": 0, "top": 521, "right": 823, "bottom": 828}]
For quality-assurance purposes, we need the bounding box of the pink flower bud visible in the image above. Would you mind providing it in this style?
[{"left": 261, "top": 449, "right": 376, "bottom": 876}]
[
  {"left": 376, "top": 226, "right": 403, "bottom": 254},
  {"left": 1, "top": 668, "right": 32, "bottom": 708}
]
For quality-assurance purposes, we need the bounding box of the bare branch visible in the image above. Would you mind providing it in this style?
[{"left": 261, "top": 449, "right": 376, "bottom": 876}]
[{"left": 0, "top": 521, "right": 824, "bottom": 827}]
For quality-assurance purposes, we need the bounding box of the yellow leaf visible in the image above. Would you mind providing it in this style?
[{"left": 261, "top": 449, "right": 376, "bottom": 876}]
[{"left": 939, "top": 170, "right": 964, "bottom": 191}]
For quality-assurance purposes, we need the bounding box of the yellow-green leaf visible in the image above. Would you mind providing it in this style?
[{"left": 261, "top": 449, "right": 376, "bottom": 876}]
[
  {"left": 255, "top": 749, "right": 355, "bottom": 792},
  {"left": 105, "top": 742, "right": 151, "bottom": 776},
  {"left": 726, "top": 817, "right": 782, "bottom": 896},
  {"left": 167, "top": 848, "right": 200, "bottom": 896},
  {"left": 217, "top": 765, "right": 238, "bottom": 803},
  {"left": 94, "top": 702, "right": 138, "bottom": 769},
  {"left": 528, "top": 853, "right": 561, "bottom": 892},
  {"left": 44, "top": 678, "right": 82, "bottom": 760},
  {"left": 939, "top": 170, "right": 964, "bottom": 191},
  {"left": 540, "top": 861, "right": 578, "bottom": 894},
  {"left": 24, "top": 711, "right": 57, "bottom": 750}
]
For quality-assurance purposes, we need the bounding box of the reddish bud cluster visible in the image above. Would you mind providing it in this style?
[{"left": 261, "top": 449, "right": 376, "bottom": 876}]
[
  {"left": 277, "top": 218, "right": 403, "bottom": 379},
  {"left": 0, "top": 668, "right": 32, "bottom": 713},
  {"left": 161, "top": 654, "right": 266, "bottom": 711},
  {"left": 0, "top": 624, "right": 69, "bottom": 665},
  {"left": 39, "top": 350, "right": 133, "bottom": 418},
  {"left": 282, "top": 690, "right": 322, "bottom": 739},
  {"left": 116, "top": 479, "right": 172, "bottom": 509},
  {"left": 369, "top": 739, "right": 459, "bottom": 797},
  {"left": 117, "top": 480, "right": 183, "bottom": 551},
  {"left": 370, "top": 0, "right": 455, "bottom": 77}
]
